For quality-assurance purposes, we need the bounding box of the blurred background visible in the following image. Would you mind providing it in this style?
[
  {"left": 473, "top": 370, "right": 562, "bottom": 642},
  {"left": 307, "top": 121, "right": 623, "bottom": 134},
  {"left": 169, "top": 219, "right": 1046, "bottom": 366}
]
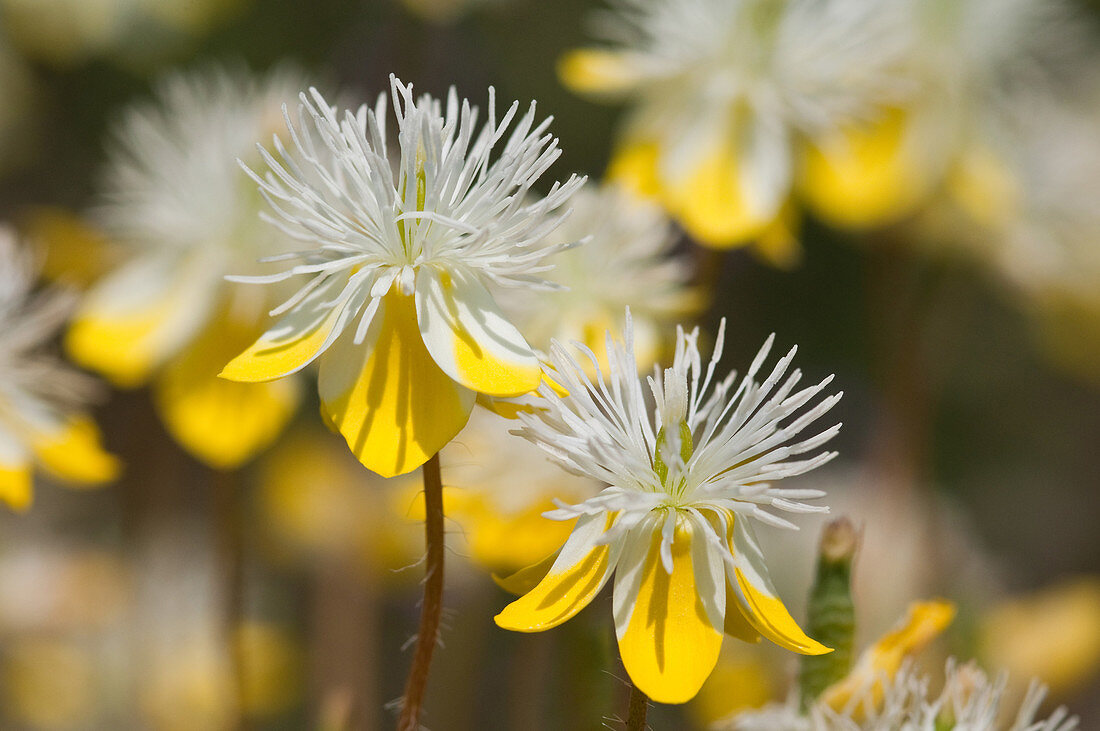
[{"left": 0, "top": 0, "right": 1099, "bottom": 728}]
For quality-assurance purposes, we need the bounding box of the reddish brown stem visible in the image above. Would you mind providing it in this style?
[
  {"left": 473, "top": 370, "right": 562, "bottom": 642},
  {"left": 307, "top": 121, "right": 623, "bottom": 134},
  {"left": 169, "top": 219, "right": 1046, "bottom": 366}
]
[
  {"left": 625, "top": 681, "right": 648, "bottom": 731},
  {"left": 397, "top": 453, "right": 445, "bottom": 731}
]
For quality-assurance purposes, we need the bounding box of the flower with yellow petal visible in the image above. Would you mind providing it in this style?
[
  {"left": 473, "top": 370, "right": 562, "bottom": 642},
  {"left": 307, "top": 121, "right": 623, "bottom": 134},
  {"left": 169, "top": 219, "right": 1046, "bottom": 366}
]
[
  {"left": 220, "top": 76, "right": 584, "bottom": 477},
  {"left": 800, "top": 0, "right": 1077, "bottom": 231},
  {"left": 559, "top": 0, "right": 907, "bottom": 250},
  {"left": 67, "top": 66, "right": 305, "bottom": 469},
  {"left": 0, "top": 227, "right": 118, "bottom": 512},
  {"left": 495, "top": 313, "right": 843, "bottom": 704},
  {"left": 729, "top": 658, "right": 1080, "bottom": 731}
]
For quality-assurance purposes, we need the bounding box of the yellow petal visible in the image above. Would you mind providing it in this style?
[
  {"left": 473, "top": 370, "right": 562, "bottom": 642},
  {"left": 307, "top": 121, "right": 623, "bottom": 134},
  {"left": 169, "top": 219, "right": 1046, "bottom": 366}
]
[
  {"left": 318, "top": 289, "right": 475, "bottom": 478},
  {"left": 558, "top": 49, "right": 643, "bottom": 97},
  {"left": 799, "top": 108, "right": 931, "bottom": 230},
  {"left": 819, "top": 600, "right": 956, "bottom": 715},
  {"left": 415, "top": 267, "right": 541, "bottom": 397},
  {"left": 493, "top": 551, "right": 561, "bottom": 596},
  {"left": 663, "top": 139, "right": 781, "bottom": 248},
  {"left": 0, "top": 461, "right": 33, "bottom": 512},
  {"left": 156, "top": 315, "right": 300, "bottom": 469},
  {"left": 722, "top": 593, "right": 762, "bottom": 644},
  {"left": 23, "top": 207, "right": 122, "bottom": 287},
  {"left": 607, "top": 140, "right": 664, "bottom": 202},
  {"left": 729, "top": 519, "right": 831, "bottom": 656},
  {"left": 617, "top": 527, "right": 724, "bottom": 704},
  {"left": 495, "top": 513, "right": 614, "bottom": 632},
  {"left": 67, "top": 254, "right": 218, "bottom": 387},
  {"left": 451, "top": 492, "right": 577, "bottom": 572},
  {"left": 31, "top": 417, "right": 120, "bottom": 484},
  {"left": 221, "top": 276, "right": 355, "bottom": 383}
]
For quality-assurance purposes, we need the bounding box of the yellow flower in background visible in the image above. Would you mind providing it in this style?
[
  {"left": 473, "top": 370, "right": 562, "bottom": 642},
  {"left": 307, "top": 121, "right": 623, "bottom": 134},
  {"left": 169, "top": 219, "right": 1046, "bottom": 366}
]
[
  {"left": 256, "top": 425, "right": 423, "bottom": 574},
  {"left": 0, "top": 227, "right": 118, "bottom": 512},
  {"left": 499, "top": 182, "right": 699, "bottom": 371},
  {"left": 800, "top": 0, "right": 1077, "bottom": 232},
  {"left": 443, "top": 409, "right": 598, "bottom": 573},
  {"left": 220, "top": 76, "right": 584, "bottom": 477},
  {"left": 979, "top": 578, "right": 1100, "bottom": 701},
  {"left": 67, "top": 67, "right": 304, "bottom": 469},
  {"left": 816, "top": 600, "right": 955, "bottom": 717},
  {"left": 496, "top": 314, "right": 843, "bottom": 704},
  {"left": 559, "top": 0, "right": 907, "bottom": 252}
]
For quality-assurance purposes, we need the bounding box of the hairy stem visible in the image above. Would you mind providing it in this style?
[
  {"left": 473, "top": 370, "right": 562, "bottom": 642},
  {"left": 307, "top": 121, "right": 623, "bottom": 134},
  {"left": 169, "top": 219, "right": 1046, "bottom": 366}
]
[
  {"left": 625, "top": 681, "right": 648, "bottom": 731},
  {"left": 397, "top": 453, "right": 445, "bottom": 731}
]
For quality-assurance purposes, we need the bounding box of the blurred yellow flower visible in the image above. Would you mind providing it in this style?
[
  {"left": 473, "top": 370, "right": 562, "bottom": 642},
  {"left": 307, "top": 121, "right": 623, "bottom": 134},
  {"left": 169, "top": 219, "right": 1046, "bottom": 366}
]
[
  {"left": 442, "top": 409, "right": 596, "bottom": 573},
  {"left": 256, "top": 425, "right": 423, "bottom": 574},
  {"left": 560, "top": 0, "right": 908, "bottom": 251},
  {"left": 66, "top": 66, "right": 304, "bottom": 469},
  {"left": 979, "top": 578, "right": 1100, "bottom": 700},
  {"left": 1, "top": 638, "right": 98, "bottom": 729},
  {"left": 0, "top": 227, "right": 118, "bottom": 512}
]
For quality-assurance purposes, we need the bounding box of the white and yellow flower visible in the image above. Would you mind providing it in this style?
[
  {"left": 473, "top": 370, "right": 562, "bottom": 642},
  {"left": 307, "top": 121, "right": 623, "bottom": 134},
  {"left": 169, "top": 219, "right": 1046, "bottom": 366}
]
[
  {"left": 0, "top": 227, "right": 118, "bottom": 511},
  {"left": 219, "top": 76, "right": 584, "bottom": 478},
  {"left": 730, "top": 658, "right": 1079, "bottom": 731},
  {"left": 495, "top": 313, "right": 843, "bottom": 704},
  {"left": 559, "top": 0, "right": 907, "bottom": 251},
  {"left": 66, "top": 67, "right": 305, "bottom": 469},
  {"left": 800, "top": 0, "right": 1076, "bottom": 231}
]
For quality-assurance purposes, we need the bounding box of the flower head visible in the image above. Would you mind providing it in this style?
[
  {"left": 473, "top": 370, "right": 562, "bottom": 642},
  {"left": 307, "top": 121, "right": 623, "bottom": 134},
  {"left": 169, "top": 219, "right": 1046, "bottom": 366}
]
[
  {"left": 495, "top": 313, "right": 842, "bottom": 703},
  {"left": 66, "top": 66, "right": 304, "bottom": 468},
  {"left": 729, "top": 660, "right": 1080, "bottom": 731},
  {"left": 560, "top": 0, "right": 908, "bottom": 248},
  {"left": 220, "top": 76, "right": 585, "bottom": 477},
  {"left": 0, "top": 227, "right": 118, "bottom": 511}
]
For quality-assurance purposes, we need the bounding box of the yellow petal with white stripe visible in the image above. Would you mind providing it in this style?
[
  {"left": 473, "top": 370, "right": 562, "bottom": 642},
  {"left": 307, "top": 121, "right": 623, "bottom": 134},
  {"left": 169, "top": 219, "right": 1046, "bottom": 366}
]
[
  {"left": 729, "top": 519, "right": 831, "bottom": 656},
  {"left": 558, "top": 49, "right": 644, "bottom": 96},
  {"left": 220, "top": 276, "right": 356, "bottom": 383},
  {"left": 31, "top": 417, "right": 119, "bottom": 484},
  {"left": 318, "top": 289, "right": 475, "bottom": 478},
  {"left": 617, "top": 526, "right": 725, "bottom": 704},
  {"left": 67, "top": 253, "right": 218, "bottom": 387},
  {"left": 800, "top": 108, "right": 930, "bottom": 230},
  {"left": 415, "top": 267, "right": 541, "bottom": 398},
  {"left": 495, "top": 513, "right": 615, "bottom": 632},
  {"left": 819, "top": 600, "right": 955, "bottom": 716}
]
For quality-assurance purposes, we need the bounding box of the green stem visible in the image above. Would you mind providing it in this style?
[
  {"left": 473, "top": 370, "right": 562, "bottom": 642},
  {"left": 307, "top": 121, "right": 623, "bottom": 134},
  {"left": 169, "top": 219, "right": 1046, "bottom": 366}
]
[{"left": 397, "top": 453, "right": 445, "bottom": 731}]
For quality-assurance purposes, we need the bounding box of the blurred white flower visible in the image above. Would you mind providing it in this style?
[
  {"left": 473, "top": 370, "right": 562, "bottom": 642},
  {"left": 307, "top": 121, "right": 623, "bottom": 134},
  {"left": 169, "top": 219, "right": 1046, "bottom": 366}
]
[
  {"left": 67, "top": 66, "right": 305, "bottom": 468},
  {"left": 0, "top": 227, "right": 118, "bottom": 511},
  {"left": 499, "top": 182, "right": 698, "bottom": 370},
  {"left": 560, "top": 0, "right": 909, "bottom": 248}
]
